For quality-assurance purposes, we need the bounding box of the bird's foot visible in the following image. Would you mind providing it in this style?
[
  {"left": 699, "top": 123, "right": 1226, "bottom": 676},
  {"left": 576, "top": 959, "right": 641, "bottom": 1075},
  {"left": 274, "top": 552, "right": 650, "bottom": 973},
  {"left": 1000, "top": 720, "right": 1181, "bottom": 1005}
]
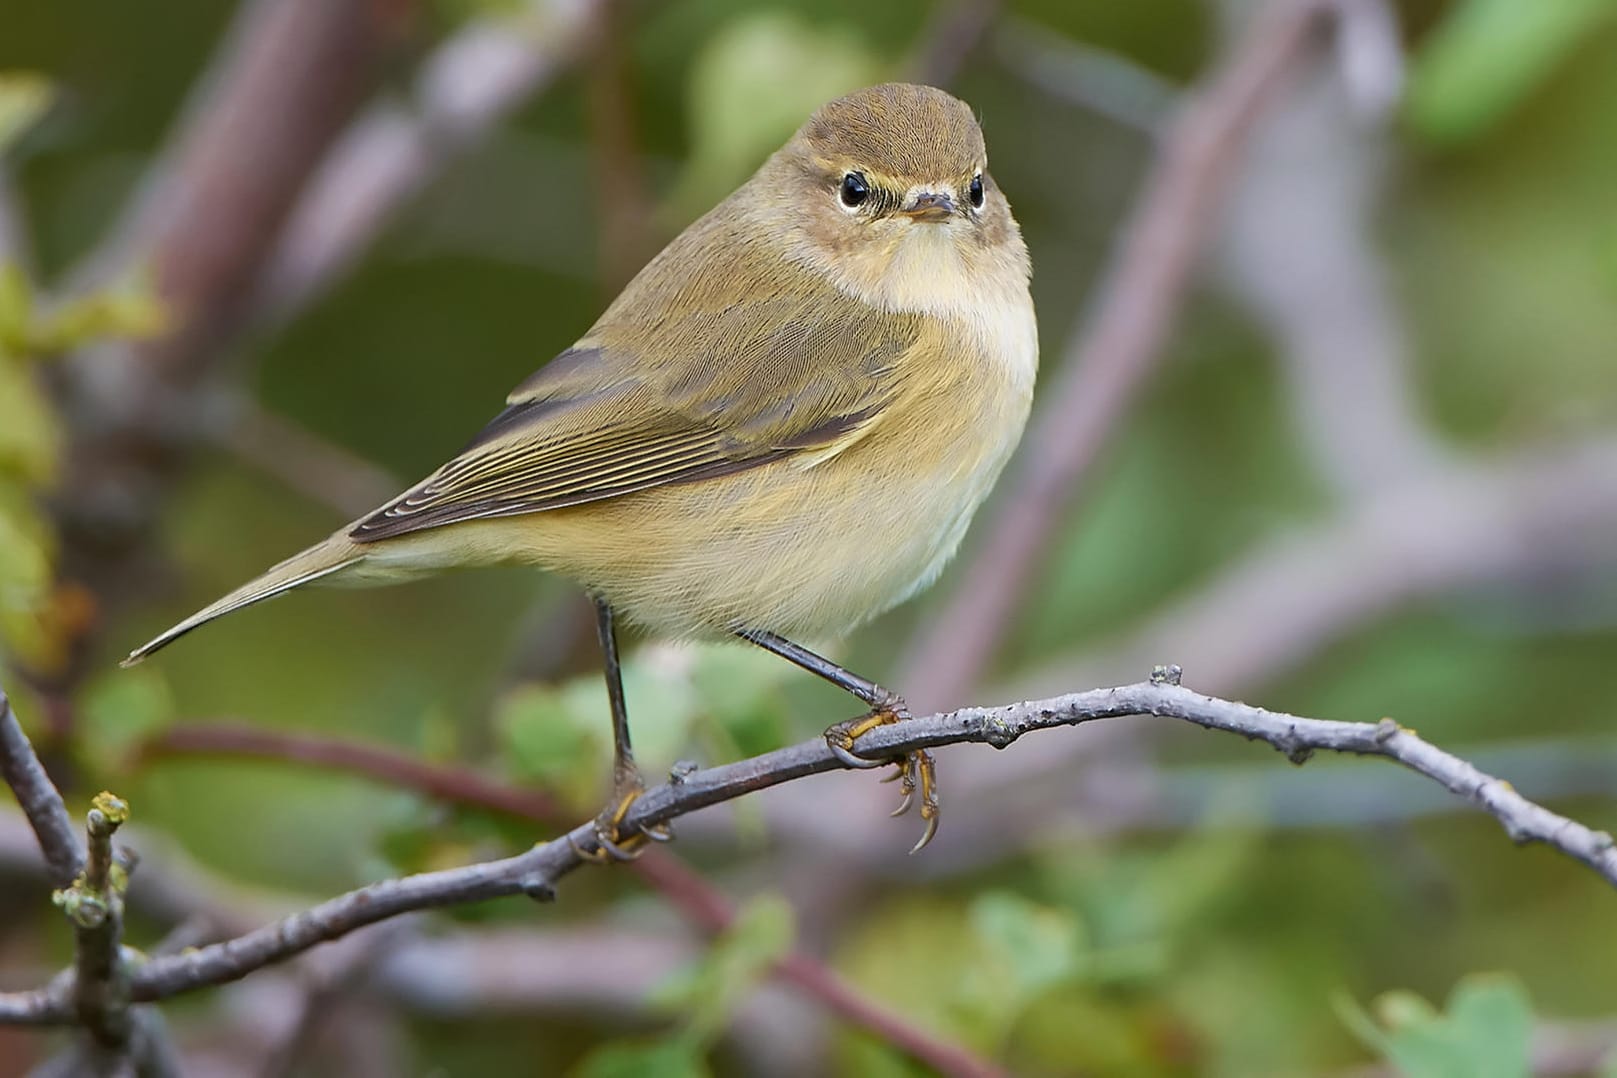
[
  {"left": 824, "top": 700, "right": 940, "bottom": 854},
  {"left": 569, "top": 772, "right": 674, "bottom": 864}
]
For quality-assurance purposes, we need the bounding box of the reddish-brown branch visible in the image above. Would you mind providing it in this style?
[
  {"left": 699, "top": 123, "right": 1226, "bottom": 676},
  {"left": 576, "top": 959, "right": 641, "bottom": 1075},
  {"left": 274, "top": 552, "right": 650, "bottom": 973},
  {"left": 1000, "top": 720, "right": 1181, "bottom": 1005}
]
[
  {"left": 899, "top": 0, "right": 1335, "bottom": 709},
  {"left": 144, "top": 724, "right": 561, "bottom": 823},
  {"left": 141, "top": 722, "right": 1000, "bottom": 1078}
]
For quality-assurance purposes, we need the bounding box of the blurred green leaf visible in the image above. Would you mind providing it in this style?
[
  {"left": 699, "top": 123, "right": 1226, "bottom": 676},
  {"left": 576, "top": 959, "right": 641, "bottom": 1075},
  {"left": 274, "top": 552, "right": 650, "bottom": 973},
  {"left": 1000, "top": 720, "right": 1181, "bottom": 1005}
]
[
  {"left": 0, "top": 265, "right": 164, "bottom": 361},
  {"left": 0, "top": 488, "right": 52, "bottom": 660},
  {"left": 0, "top": 72, "right": 51, "bottom": 154},
  {"left": 688, "top": 643, "right": 792, "bottom": 759},
  {"left": 35, "top": 274, "right": 167, "bottom": 354},
  {"left": 963, "top": 890, "right": 1089, "bottom": 1047},
  {"left": 655, "top": 893, "right": 795, "bottom": 1040},
  {"left": 672, "top": 12, "right": 882, "bottom": 216},
  {"left": 572, "top": 1033, "right": 709, "bottom": 1078},
  {"left": 1406, "top": 0, "right": 1617, "bottom": 146},
  {"left": 1338, "top": 973, "right": 1533, "bottom": 1078},
  {"left": 0, "top": 352, "right": 61, "bottom": 482},
  {"left": 77, "top": 665, "right": 176, "bottom": 774},
  {"left": 495, "top": 682, "right": 602, "bottom": 810},
  {"left": 969, "top": 890, "right": 1087, "bottom": 998},
  {"left": 0, "top": 263, "right": 32, "bottom": 351}
]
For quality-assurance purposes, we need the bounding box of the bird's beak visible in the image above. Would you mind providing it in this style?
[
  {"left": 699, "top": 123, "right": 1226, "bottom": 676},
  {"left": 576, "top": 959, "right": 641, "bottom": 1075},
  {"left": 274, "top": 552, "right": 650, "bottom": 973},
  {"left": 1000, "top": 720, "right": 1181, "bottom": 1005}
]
[{"left": 901, "top": 191, "right": 955, "bottom": 223}]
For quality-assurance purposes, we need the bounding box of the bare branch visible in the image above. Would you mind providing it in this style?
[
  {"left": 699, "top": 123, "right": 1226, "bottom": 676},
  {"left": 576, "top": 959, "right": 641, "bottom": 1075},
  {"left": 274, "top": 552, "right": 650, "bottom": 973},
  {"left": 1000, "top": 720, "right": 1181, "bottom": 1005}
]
[
  {"left": 1016, "top": 439, "right": 1617, "bottom": 701},
  {"left": 254, "top": 0, "right": 604, "bottom": 324},
  {"left": 141, "top": 722, "right": 1003, "bottom": 1078},
  {"left": 1219, "top": 0, "right": 1436, "bottom": 497},
  {"left": 901, "top": 0, "right": 1338, "bottom": 709},
  {"left": 5, "top": 677, "right": 1614, "bottom": 1034},
  {"left": 0, "top": 686, "right": 83, "bottom": 887}
]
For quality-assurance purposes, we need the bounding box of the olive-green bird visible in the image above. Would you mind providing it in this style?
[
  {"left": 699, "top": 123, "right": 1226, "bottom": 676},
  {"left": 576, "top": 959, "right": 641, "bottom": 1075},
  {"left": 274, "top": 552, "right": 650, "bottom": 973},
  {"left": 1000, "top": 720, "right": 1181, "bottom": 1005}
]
[{"left": 126, "top": 82, "right": 1038, "bottom": 855}]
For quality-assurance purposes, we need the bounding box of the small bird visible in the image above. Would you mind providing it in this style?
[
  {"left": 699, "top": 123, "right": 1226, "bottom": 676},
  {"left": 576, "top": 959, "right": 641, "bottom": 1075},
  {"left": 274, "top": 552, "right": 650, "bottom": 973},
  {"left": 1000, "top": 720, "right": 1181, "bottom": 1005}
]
[{"left": 125, "top": 83, "right": 1037, "bottom": 856}]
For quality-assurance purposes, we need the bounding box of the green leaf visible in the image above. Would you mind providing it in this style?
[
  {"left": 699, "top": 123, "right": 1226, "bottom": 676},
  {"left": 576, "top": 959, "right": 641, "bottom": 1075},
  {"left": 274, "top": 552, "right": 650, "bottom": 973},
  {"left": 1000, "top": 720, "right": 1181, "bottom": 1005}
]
[
  {"left": 0, "top": 489, "right": 52, "bottom": 656},
  {"left": 1406, "top": 0, "right": 1617, "bottom": 146},
  {"left": 1443, "top": 975, "right": 1532, "bottom": 1078},
  {"left": 1337, "top": 973, "right": 1533, "bottom": 1078},
  {"left": 969, "top": 891, "right": 1087, "bottom": 999},
  {"left": 0, "top": 263, "right": 32, "bottom": 354},
  {"left": 688, "top": 643, "right": 791, "bottom": 758},
  {"left": 672, "top": 12, "right": 883, "bottom": 216},
  {"left": 32, "top": 272, "right": 168, "bottom": 356},
  {"left": 495, "top": 683, "right": 602, "bottom": 811},
  {"left": 0, "top": 353, "right": 62, "bottom": 482},
  {"left": 572, "top": 1034, "right": 710, "bottom": 1078},
  {"left": 77, "top": 666, "right": 177, "bottom": 774},
  {"left": 655, "top": 894, "right": 795, "bottom": 1042},
  {"left": 0, "top": 72, "right": 52, "bottom": 154}
]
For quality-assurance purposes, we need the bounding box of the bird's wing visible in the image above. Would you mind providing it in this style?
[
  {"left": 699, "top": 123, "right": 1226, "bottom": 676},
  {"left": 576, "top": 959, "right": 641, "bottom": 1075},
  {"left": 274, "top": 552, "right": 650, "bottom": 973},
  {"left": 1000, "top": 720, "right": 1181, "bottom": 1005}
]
[{"left": 349, "top": 255, "right": 921, "bottom": 543}]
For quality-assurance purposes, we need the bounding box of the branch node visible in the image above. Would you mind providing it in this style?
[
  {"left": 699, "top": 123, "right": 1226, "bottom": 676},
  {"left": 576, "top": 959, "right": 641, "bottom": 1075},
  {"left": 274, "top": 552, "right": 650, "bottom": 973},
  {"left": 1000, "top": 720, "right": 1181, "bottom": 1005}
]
[
  {"left": 1373, "top": 717, "right": 1401, "bottom": 743},
  {"left": 518, "top": 873, "right": 556, "bottom": 903},
  {"left": 1149, "top": 663, "right": 1183, "bottom": 686},
  {"left": 977, "top": 712, "right": 1020, "bottom": 750},
  {"left": 668, "top": 759, "right": 700, "bottom": 785}
]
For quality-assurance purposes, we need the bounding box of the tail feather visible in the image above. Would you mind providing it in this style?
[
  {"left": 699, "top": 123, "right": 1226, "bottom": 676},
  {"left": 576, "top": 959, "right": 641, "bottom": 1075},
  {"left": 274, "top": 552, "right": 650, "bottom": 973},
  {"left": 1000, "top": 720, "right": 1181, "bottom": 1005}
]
[{"left": 123, "top": 537, "right": 363, "bottom": 666}]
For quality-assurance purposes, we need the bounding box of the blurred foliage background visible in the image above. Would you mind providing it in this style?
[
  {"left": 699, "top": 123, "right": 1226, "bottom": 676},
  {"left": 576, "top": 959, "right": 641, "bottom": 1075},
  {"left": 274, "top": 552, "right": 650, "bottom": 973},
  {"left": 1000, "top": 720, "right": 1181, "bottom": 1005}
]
[{"left": 3, "top": 0, "right": 1617, "bottom": 1074}]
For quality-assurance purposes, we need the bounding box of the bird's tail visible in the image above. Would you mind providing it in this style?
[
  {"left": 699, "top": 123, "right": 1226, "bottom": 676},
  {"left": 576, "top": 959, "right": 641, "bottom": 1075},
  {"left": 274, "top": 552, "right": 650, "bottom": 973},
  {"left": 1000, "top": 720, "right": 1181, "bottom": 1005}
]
[{"left": 122, "top": 534, "right": 365, "bottom": 666}]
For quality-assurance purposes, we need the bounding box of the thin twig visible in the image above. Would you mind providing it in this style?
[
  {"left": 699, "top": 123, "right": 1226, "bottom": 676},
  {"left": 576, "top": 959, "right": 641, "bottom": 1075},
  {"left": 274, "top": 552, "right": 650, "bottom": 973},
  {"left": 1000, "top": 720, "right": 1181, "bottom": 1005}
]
[
  {"left": 900, "top": 0, "right": 1336, "bottom": 709},
  {"left": 0, "top": 686, "right": 83, "bottom": 887},
  {"left": 58, "top": 792, "right": 133, "bottom": 1056},
  {"left": 143, "top": 722, "right": 1001, "bottom": 1078},
  {"left": 5, "top": 677, "right": 1614, "bottom": 1031}
]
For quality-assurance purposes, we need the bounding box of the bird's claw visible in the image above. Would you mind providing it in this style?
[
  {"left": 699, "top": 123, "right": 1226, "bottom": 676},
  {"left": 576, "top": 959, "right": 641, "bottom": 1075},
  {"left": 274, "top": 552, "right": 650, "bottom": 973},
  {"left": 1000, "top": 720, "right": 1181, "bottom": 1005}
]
[
  {"left": 822, "top": 702, "right": 941, "bottom": 853},
  {"left": 569, "top": 779, "right": 672, "bottom": 864}
]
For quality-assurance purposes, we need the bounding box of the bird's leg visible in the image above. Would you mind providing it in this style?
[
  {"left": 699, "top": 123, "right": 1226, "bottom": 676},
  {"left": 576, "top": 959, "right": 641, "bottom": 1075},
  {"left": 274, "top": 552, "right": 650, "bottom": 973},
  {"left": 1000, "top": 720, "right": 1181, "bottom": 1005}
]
[
  {"left": 573, "top": 598, "right": 673, "bottom": 864},
  {"left": 736, "top": 630, "right": 939, "bottom": 853}
]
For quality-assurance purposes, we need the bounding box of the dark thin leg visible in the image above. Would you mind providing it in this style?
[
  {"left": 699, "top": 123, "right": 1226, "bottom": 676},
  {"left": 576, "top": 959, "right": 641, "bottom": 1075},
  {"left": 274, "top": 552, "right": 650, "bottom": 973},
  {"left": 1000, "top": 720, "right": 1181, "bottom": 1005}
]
[
  {"left": 595, "top": 598, "right": 635, "bottom": 779},
  {"left": 736, "top": 629, "right": 939, "bottom": 853},
  {"left": 736, "top": 629, "right": 903, "bottom": 711},
  {"left": 572, "top": 598, "right": 670, "bottom": 863}
]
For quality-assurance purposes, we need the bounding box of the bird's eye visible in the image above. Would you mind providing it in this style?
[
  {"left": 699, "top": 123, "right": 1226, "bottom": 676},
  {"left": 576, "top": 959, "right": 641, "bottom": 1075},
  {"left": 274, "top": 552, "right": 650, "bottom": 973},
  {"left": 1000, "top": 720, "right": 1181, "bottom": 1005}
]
[
  {"left": 839, "top": 172, "right": 870, "bottom": 208},
  {"left": 968, "top": 173, "right": 985, "bottom": 209}
]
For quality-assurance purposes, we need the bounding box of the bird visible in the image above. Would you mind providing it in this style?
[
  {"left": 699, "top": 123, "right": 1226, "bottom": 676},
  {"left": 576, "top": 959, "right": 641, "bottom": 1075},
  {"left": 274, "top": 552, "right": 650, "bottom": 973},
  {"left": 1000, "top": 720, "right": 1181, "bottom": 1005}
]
[{"left": 124, "top": 82, "right": 1038, "bottom": 857}]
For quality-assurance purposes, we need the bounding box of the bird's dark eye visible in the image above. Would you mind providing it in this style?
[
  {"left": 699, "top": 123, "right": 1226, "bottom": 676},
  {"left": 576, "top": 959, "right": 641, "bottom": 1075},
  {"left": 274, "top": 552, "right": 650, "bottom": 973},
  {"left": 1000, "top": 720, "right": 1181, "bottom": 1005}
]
[
  {"left": 968, "top": 173, "right": 985, "bottom": 209},
  {"left": 839, "top": 172, "right": 869, "bottom": 208}
]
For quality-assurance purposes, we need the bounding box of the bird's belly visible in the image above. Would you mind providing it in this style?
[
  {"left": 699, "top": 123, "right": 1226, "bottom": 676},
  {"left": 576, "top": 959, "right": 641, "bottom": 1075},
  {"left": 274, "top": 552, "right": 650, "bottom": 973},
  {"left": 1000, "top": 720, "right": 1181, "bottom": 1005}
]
[
  {"left": 394, "top": 311, "right": 1038, "bottom": 641},
  {"left": 428, "top": 408, "right": 1019, "bottom": 641}
]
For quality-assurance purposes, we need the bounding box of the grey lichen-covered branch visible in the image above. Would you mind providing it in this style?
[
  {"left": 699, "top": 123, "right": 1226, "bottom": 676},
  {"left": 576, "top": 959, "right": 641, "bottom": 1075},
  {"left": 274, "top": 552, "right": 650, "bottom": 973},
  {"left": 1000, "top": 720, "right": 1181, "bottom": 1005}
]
[
  {"left": 57, "top": 792, "right": 133, "bottom": 1048},
  {"left": 3, "top": 673, "right": 1615, "bottom": 1026},
  {"left": 0, "top": 688, "right": 83, "bottom": 887}
]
